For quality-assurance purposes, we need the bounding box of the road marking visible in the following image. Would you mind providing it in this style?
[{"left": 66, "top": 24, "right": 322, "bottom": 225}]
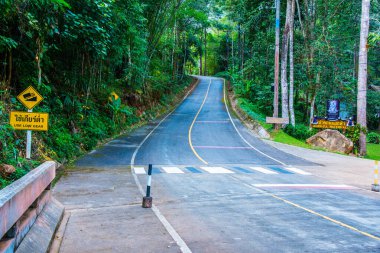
[
  {"left": 232, "top": 167, "right": 254, "bottom": 173},
  {"left": 285, "top": 167, "right": 312, "bottom": 175},
  {"left": 200, "top": 167, "right": 234, "bottom": 174},
  {"left": 188, "top": 79, "right": 212, "bottom": 165},
  {"left": 162, "top": 167, "right": 184, "bottom": 174},
  {"left": 185, "top": 167, "right": 203, "bottom": 173},
  {"left": 228, "top": 178, "right": 380, "bottom": 242},
  {"left": 269, "top": 166, "right": 293, "bottom": 174},
  {"left": 193, "top": 146, "right": 252, "bottom": 150},
  {"left": 133, "top": 167, "right": 146, "bottom": 174},
  {"left": 222, "top": 79, "right": 287, "bottom": 166},
  {"left": 250, "top": 166, "right": 278, "bottom": 174},
  {"left": 130, "top": 78, "right": 199, "bottom": 253},
  {"left": 252, "top": 184, "right": 357, "bottom": 189}
]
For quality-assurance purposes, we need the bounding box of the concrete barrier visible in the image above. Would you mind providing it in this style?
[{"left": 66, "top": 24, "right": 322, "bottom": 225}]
[{"left": 0, "top": 161, "right": 64, "bottom": 253}]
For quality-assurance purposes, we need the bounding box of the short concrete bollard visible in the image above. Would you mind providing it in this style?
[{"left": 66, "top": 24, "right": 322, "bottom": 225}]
[
  {"left": 371, "top": 161, "right": 379, "bottom": 192},
  {"left": 142, "top": 164, "right": 153, "bottom": 208}
]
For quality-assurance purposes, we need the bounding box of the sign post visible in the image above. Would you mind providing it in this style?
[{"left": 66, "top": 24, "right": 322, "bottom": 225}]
[
  {"left": 12, "top": 86, "right": 46, "bottom": 159},
  {"left": 26, "top": 110, "right": 32, "bottom": 159}
]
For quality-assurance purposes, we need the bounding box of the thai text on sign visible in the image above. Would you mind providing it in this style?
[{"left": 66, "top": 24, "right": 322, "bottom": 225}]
[
  {"left": 311, "top": 119, "right": 347, "bottom": 130},
  {"left": 10, "top": 111, "right": 49, "bottom": 131}
]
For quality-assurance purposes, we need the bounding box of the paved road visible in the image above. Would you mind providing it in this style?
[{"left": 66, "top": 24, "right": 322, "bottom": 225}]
[{"left": 54, "top": 76, "right": 380, "bottom": 253}]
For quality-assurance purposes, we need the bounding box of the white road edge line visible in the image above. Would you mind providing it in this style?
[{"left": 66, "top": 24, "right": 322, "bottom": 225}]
[
  {"left": 222, "top": 79, "right": 287, "bottom": 166},
  {"left": 130, "top": 78, "right": 198, "bottom": 253}
]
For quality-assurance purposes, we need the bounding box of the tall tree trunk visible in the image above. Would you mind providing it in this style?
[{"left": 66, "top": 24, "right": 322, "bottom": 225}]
[
  {"left": 280, "top": 0, "right": 292, "bottom": 122},
  {"left": 357, "top": 0, "right": 371, "bottom": 156},
  {"left": 241, "top": 30, "right": 245, "bottom": 77},
  {"left": 273, "top": 0, "right": 280, "bottom": 122},
  {"left": 289, "top": 0, "right": 296, "bottom": 126},
  {"left": 204, "top": 27, "right": 207, "bottom": 76}
]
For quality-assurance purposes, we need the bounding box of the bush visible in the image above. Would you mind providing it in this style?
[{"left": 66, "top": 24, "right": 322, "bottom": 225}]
[
  {"left": 283, "top": 124, "right": 317, "bottom": 141},
  {"left": 367, "top": 132, "right": 380, "bottom": 144}
]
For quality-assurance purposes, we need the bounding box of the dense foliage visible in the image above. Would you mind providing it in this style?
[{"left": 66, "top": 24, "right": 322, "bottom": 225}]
[
  {"left": 1, "top": 0, "right": 379, "bottom": 187},
  {"left": 0, "top": 0, "right": 206, "bottom": 187},
  {"left": 213, "top": 0, "right": 380, "bottom": 131}
]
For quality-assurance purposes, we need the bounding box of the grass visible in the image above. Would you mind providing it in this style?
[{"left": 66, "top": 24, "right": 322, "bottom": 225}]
[
  {"left": 366, "top": 143, "right": 380, "bottom": 161},
  {"left": 270, "top": 130, "right": 312, "bottom": 149},
  {"left": 272, "top": 129, "right": 380, "bottom": 161}
]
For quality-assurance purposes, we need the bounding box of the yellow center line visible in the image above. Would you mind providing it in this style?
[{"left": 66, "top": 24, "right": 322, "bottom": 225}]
[
  {"left": 188, "top": 78, "right": 212, "bottom": 165},
  {"left": 241, "top": 180, "right": 380, "bottom": 241}
]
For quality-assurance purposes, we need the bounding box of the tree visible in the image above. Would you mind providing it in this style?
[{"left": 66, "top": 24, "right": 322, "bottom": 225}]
[
  {"left": 357, "top": 0, "right": 371, "bottom": 156},
  {"left": 280, "top": 0, "right": 292, "bottom": 123},
  {"left": 289, "top": 0, "right": 295, "bottom": 126}
]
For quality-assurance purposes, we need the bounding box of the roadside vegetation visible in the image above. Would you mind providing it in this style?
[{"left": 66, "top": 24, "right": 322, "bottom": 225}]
[
  {"left": 1, "top": 0, "right": 379, "bottom": 188},
  {"left": 217, "top": 1, "right": 380, "bottom": 160}
]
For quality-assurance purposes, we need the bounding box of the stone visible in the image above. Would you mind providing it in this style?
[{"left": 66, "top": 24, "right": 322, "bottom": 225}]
[
  {"left": 1, "top": 164, "right": 16, "bottom": 177},
  {"left": 306, "top": 129, "right": 353, "bottom": 154}
]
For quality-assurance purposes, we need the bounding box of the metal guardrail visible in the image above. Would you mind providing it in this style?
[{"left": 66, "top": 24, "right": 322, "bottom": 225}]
[{"left": 0, "top": 161, "right": 57, "bottom": 249}]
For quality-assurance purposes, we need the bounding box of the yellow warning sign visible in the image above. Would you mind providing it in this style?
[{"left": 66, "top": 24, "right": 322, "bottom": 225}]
[
  {"left": 10, "top": 111, "right": 49, "bottom": 131},
  {"left": 109, "top": 91, "right": 120, "bottom": 102},
  {"left": 17, "top": 86, "right": 43, "bottom": 110}
]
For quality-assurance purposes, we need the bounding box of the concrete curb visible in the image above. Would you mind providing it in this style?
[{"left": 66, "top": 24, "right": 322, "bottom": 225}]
[{"left": 16, "top": 198, "right": 64, "bottom": 253}]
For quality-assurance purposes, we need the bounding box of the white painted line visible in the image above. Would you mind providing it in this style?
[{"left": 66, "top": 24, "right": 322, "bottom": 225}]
[
  {"left": 200, "top": 167, "right": 234, "bottom": 174},
  {"left": 252, "top": 184, "right": 357, "bottom": 189},
  {"left": 285, "top": 167, "right": 312, "bottom": 175},
  {"left": 133, "top": 167, "right": 146, "bottom": 174},
  {"left": 222, "top": 79, "right": 287, "bottom": 166},
  {"left": 162, "top": 167, "right": 184, "bottom": 174},
  {"left": 152, "top": 204, "right": 192, "bottom": 253},
  {"left": 130, "top": 78, "right": 199, "bottom": 253},
  {"left": 250, "top": 167, "right": 278, "bottom": 174}
]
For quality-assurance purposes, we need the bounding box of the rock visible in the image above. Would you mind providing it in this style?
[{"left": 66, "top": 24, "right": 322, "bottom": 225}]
[
  {"left": 0, "top": 164, "right": 16, "bottom": 177},
  {"left": 306, "top": 129, "right": 353, "bottom": 154}
]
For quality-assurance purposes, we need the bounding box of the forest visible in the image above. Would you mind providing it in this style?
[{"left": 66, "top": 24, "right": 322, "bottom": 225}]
[{"left": 1, "top": 0, "right": 380, "bottom": 188}]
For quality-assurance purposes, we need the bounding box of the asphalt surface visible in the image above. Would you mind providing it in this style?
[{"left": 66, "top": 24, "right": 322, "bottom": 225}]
[{"left": 54, "top": 76, "right": 380, "bottom": 253}]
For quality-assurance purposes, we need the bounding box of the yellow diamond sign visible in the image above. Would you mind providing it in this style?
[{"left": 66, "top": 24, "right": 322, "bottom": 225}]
[{"left": 17, "top": 86, "right": 43, "bottom": 110}]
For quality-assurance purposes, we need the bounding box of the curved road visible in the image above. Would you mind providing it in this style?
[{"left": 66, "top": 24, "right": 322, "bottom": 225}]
[
  {"left": 133, "top": 76, "right": 313, "bottom": 167},
  {"left": 55, "top": 76, "right": 380, "bottom": 253}
]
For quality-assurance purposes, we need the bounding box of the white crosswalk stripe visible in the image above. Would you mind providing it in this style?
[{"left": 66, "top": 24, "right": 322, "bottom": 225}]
[
  {"left": 284, "top": 167, "right": 311, "bottom": 175},
  {"left": 162, "top": 167, "right": 184, "bottom": 174},
  {"left": 200, "top": 167, "right": 234, "bottom": 174},
  {"left": 249, "top": 167, "right": 278, "bottom": 174},
  {"left": 133, "top": 167, "right": 146, "bottom": 174}
]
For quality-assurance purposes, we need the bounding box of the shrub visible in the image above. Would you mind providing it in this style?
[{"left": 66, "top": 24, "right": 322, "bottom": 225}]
[
  {"left": 367, "top": 132, "right": 380, "bottom": 144},
  {"left": 283, "top": 124, "right": 317, "bottom": 141}
]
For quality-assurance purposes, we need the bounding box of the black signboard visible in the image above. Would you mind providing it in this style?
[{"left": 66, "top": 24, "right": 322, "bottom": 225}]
[{"left": 327, "top": 100, "right": 340, "bottom": 121}]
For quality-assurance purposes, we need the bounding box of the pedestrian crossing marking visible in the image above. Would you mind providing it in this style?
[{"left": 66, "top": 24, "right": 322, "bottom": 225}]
[
  {"left": 133, "top": 166, "right": 312, "bottom": 176},
  {"left": 200, "top": 167, "right": 234, "bottom": 174},
  {"left": 269, "top": 166, "right": 293, "bottom": 174},
  {"left": 250, "top": 167, "right": 278, "bottom": 174},
  {"left": 162, "top": 167, "right": 184, "bottom": 174},
  {"left": 134, "top": 167, "right": 146, "bottom": 174},
  {"left": 284, "top": 167, "right": 311, "bottom": 175},
  {"left": 185, "top": 167, "right": 202, "bottom": 173}
]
